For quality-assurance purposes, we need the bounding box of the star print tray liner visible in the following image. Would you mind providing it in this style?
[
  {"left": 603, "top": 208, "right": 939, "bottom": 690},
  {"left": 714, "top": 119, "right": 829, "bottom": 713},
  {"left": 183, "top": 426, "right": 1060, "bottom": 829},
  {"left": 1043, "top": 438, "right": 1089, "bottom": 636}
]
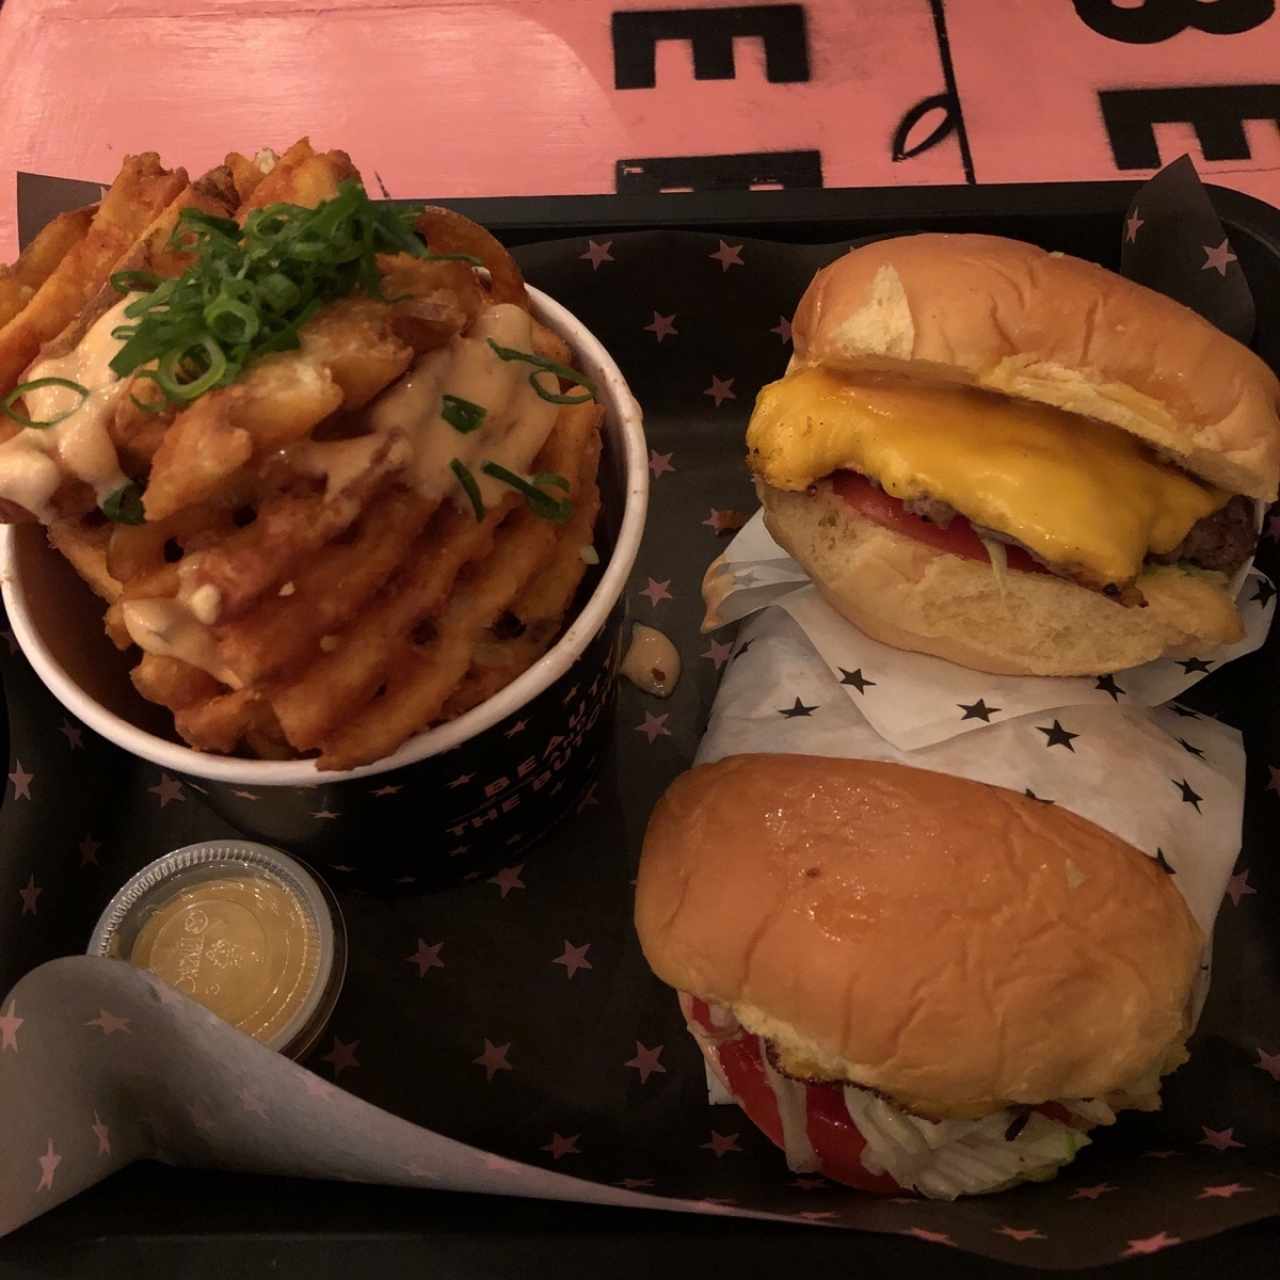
[{"left": 3, "top": 160, "right": 1280, "bottom": 1269}]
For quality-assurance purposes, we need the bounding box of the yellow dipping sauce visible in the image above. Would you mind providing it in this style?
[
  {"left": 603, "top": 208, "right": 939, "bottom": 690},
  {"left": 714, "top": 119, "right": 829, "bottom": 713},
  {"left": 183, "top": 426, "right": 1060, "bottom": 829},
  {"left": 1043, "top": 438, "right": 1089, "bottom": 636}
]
[{"left": 130, "top": 874, "right": 321, "bottom": 1046}]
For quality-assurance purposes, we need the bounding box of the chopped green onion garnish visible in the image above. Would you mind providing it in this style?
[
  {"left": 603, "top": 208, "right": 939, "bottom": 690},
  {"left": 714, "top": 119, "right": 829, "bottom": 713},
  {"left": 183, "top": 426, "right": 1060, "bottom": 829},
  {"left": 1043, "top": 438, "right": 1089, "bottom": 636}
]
[
  {"left": 1, "top": 377, "right": 90, "bottom": 428},
  {"left": 129, "top": 391, "right": 165, "bottom": 417},
  {"left": 441, "top": 394, "right": 487, "bottom": 433},
  {"left": 531, "top": 471, "right": 571, "bottom": 492},
  {"left": 485, "top": 340, "right": 597, "bottom": 404},
  {"left": 481, "top": 461, "right": 574, "bottom": 524},
  {"left": 101, "top": 483, "right": 145, "bottom": 525},
  {"left": 107, "top": 182, "right": 446, "bottom": 407},
  {"left": 528, "top": 369, "right": 594, "bottom": 405},
  {"left": 451, "top": 458, "right": 485, "bottom": 521},
  {"left": 109, "top": 270, "right": 163, "bottom": 294}
]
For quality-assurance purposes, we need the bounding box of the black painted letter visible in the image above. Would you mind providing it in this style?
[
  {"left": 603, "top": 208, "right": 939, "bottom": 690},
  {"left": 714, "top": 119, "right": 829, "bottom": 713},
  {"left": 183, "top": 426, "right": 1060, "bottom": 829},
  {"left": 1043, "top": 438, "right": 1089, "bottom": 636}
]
[{"left": 612, "top": 5, "right": 809, "bottom": 89}]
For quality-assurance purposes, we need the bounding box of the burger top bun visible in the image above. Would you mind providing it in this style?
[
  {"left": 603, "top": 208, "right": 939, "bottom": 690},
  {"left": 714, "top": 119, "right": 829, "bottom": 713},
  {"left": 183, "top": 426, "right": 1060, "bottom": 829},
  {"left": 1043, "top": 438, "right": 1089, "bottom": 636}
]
[
  {"left": 792, "top": 234, "right": 1280, "bottom": 501},
  {"left": 635, "top": 754, "right": 1203, "bottom": 1121}
]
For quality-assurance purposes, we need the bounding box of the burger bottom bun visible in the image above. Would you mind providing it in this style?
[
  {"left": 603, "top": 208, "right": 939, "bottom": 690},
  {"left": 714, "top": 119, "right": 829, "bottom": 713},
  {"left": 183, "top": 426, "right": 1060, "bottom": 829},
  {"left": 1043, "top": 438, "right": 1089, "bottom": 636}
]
[{"left": 760, "top": 481, "right": 1244, "bottom": 677}]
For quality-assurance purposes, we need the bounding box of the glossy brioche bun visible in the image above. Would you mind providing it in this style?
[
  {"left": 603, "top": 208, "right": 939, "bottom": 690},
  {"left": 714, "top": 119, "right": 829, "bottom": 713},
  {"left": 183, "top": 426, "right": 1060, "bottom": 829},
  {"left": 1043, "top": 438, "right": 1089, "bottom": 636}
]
[
  {"left": 792, "top": 233, "right": 1280, "bottom": 501},
  {"left": 635, "top": 755, "right": 1203, "bottom": 1121},
  {"left": 761, "top": 480, "right": 1244, "bottom": 677}
]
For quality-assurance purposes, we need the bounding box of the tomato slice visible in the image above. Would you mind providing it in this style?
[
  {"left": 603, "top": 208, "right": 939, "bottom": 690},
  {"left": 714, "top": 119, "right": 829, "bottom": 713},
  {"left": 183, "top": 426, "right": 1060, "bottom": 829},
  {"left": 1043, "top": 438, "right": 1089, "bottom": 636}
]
[
  {"left": 831, "top": 470, "right": 1049, "bottom": 576},
  {"left": 686, "top": 1000, "right": 903, "bottom": 1194}
]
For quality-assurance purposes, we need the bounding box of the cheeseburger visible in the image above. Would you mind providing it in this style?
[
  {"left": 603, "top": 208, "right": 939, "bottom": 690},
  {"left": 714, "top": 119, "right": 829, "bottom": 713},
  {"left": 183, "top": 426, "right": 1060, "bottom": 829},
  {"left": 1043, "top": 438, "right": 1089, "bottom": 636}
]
[
  {"left": 635, "top": 755, "right": 1203, "bottom": 1198},
  {"left": 746, "top": 234, "right": 1280, "bottom": 676}
]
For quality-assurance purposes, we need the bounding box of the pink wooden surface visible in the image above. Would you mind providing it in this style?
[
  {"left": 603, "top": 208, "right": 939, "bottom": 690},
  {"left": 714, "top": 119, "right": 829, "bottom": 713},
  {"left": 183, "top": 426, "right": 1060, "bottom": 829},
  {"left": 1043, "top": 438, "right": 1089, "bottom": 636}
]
[{"left": 2, "top": 0, "right": 1280, "bottom": 253}]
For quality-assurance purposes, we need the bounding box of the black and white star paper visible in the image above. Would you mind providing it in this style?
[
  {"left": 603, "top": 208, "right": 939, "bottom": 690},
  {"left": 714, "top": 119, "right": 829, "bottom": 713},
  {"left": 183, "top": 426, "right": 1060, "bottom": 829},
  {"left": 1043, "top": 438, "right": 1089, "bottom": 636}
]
[{"left": 704, "top": 513, "right": 1276, "bottom": 752}]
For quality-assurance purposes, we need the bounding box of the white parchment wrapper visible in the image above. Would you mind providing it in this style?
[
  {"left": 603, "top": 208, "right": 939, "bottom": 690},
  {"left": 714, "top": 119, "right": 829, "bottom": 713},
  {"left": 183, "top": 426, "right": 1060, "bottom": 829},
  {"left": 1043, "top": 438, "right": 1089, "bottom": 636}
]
[
  {"left": 704, "top": 512, "right": 1275, "bottom": 750},
  {"left": 698, "top": 605, "right": 1248, "bottom": 1017}
]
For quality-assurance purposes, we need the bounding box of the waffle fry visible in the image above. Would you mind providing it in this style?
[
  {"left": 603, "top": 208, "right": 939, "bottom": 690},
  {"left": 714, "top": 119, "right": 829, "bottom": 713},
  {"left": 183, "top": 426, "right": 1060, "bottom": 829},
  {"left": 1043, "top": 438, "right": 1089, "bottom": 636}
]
[{"left": 0, "top": 140, "right": 606, "bottom": 768}]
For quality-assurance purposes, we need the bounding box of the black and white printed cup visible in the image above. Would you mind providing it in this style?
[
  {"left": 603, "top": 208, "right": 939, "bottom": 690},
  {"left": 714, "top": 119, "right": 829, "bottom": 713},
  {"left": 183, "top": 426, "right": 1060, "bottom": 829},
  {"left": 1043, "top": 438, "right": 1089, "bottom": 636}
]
[{"left": 0, "top": 287, "right": 647, "bottom": 888}]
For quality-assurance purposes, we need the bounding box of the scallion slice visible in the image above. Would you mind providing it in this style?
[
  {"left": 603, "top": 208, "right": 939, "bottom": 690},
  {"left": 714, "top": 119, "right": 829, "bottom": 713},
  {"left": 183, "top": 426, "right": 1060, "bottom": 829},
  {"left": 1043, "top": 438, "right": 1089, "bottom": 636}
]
[
  {"left": 441, "top": 394, "right": 487, "bottom": 433},
  {"left": 101, "top": 482, "right": 145, "bottom": 525},
  {"left": 1, "top": 377, "right": 90, "bottom": 428},
  {"left": 451, "top": 459, "right": 486, "bottom": 521},
  {"left": 481, "top": 461, "right": 574, "bottom": 524},
  {"left": 486, "top": 339, "right": 597, "bottom": 403}
]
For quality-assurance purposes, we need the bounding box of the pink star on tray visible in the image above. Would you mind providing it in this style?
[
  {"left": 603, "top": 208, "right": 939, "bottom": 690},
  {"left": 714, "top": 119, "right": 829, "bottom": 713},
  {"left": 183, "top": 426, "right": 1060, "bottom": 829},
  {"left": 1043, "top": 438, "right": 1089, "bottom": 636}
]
[
  {"left": 1254, "top": 1047, "right": 1280, "bottom": 1081},
  {"left": 503, "top": 719, "right": 528, "bottom": 738},
  {"left": 86, "top": 1010, "right": 130, "bottom": 1036},
  {"left": 238, "top": 1087, "right": 269, "bottom": 1120},
  {"left": 1200, "top": 1183, "right": 1252, "bottom": 1199},
  {"left": 702, "top": 638, "right": 733, "bottom": 670},
  {"left": 372, "top": 784, "right": 401, "bottom": 797},
  {"left": 473, "top": 1039, "right": 513, "bottom": 1082},
  {"left": 0, "top": 1000, "right": 23, "bottom": 1051},
  {"left": 488, "top": 864, "right": 525, "bottom": 898},
  {"left": 1123, "top": 1232, "right": 1181, "bottom": 1258},
  {"left": 36, "top": 1139, "right": 61, "bottom": 1192},
  {"left": 312, "top": 808, "right": 339, "bottom": 821},
  {"left": 79, "top": 836, "right": 101, "bottom": 868},
  {"left": 1200, "top": 1126, "right": 1245, "bottom": 1151},
  {"left": 704, "top": 375, "right": 736, "bottom": 407},
  {"left": 542, "top": 1133, "right": 580, "bottom": 1160},
  {"left": 709, "top": 240, "right": 744, "bottom": 271},
  {"left": 617, "top": 1177, "right": 655, "bottom": 1190},
  {"left": 407, "top": 939, "right": 445, "bottom": 977},
  {"left": 624, "top": 1041, "right": 667, "bottom": 1083},
  {"left": 322, "top": 1036, "right": 360, "bottom": 1077},
  {"left": 640, "top": 577, "right": 672, "bottom": 606},
  {"left": 231, "top": 789, "right": 259, "bottom": 800},
  {"left": 1125, "top": 210, "right": 1144, "bottom": 243},
  {"left": 18, "top": 875, "right": 41, "bottom": 916},
  {"left": 580, "top": 240, "right": 614, "bottom": 270},
  {"left": 635, "top": 711, "right": 671, "bottom": 744},
  {"left": 905, "top": 1227, "right": 955, "bottom": 1246},
  {"left": 644, "top": 312, "right": 678, "bottom": 342},
  {"left": 648, "top": 449, "right": 675, "bottom": 479},
  {"left": 1202, "top": 239, "right": 1238, "bottom": 277},
  {"left": 701, "top": 1131, "right": 741, "bottom": 1158},
  {"left": 771, "top": 315, "right": 793, "bottom": 343},
  {"left": 8, "top": 760, "right": 33, "bottom": 800},
  {"left": 1071, "top": 1183, "right": 1117, "bottom": 1200},
  {"left": 149, "top": 774, "right": 184, "bottom": 807},
  {"left": 1225, "top": 869, "right": 1256, "bottom": 906},
  {"left": 91, "top": 1112, "right": 111, "bottom": 1156},
  {"left": 59, "top": 720, "right": 84, "bottom": 750},
  {"left": 995, "top": 1226, "right": 1045, "bottom": 1242},
  {"left": 552, "top": 940, "right": 593, "bottom": 979},
  {"left": 702, "top": 508, "right": 746, "bottom": 533}
]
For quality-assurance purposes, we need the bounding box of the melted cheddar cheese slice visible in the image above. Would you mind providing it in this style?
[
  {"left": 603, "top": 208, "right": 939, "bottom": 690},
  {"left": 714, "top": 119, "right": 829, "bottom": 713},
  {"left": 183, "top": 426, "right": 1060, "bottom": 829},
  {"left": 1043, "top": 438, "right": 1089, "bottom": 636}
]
[{"left": 747, "top": 368, "right": 1229, "bottom": 586}]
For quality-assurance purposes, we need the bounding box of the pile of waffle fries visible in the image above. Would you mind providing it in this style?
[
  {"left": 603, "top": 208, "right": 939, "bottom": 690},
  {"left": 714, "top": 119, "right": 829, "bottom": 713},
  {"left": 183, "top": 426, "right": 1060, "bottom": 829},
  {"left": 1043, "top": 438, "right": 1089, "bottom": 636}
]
[{"left": 0, "top": 141, "right": 604, "bottom": 769}]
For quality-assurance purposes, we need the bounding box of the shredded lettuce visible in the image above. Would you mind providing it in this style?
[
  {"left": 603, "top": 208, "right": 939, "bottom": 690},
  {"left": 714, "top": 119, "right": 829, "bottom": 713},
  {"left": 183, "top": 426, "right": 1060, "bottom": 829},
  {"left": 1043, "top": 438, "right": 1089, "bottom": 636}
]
[
  {"left": 842, "top": 1086, "right": 1106, "bottom": 1200},
  {"left": 978, "top": 535, "right": 1009, "bottom": 603}
]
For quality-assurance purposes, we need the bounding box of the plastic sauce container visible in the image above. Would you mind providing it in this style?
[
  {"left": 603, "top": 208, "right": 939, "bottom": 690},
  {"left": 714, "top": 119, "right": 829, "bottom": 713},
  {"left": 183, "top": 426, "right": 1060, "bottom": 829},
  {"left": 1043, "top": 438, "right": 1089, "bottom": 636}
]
[{"left": 88, "top": 840, "right": 346, "bottom": 1058}]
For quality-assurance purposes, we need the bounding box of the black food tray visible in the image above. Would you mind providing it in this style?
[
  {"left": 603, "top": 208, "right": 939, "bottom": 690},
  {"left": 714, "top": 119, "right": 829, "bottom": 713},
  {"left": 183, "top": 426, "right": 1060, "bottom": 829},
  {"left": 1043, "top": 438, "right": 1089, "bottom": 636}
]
[{"left": 3, "top": 178, "right": 1280, "bottom": 1279}]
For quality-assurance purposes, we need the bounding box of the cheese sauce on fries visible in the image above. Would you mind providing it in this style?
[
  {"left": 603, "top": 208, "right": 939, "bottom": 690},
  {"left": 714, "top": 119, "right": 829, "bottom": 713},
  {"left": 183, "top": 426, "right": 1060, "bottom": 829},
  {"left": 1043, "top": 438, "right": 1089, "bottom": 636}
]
[
  {"left": 0, "top": 295, "right": 137, "bottom": 520},
  {"left": 358, "top": 302, "right": 560, "bottom": 510}
]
